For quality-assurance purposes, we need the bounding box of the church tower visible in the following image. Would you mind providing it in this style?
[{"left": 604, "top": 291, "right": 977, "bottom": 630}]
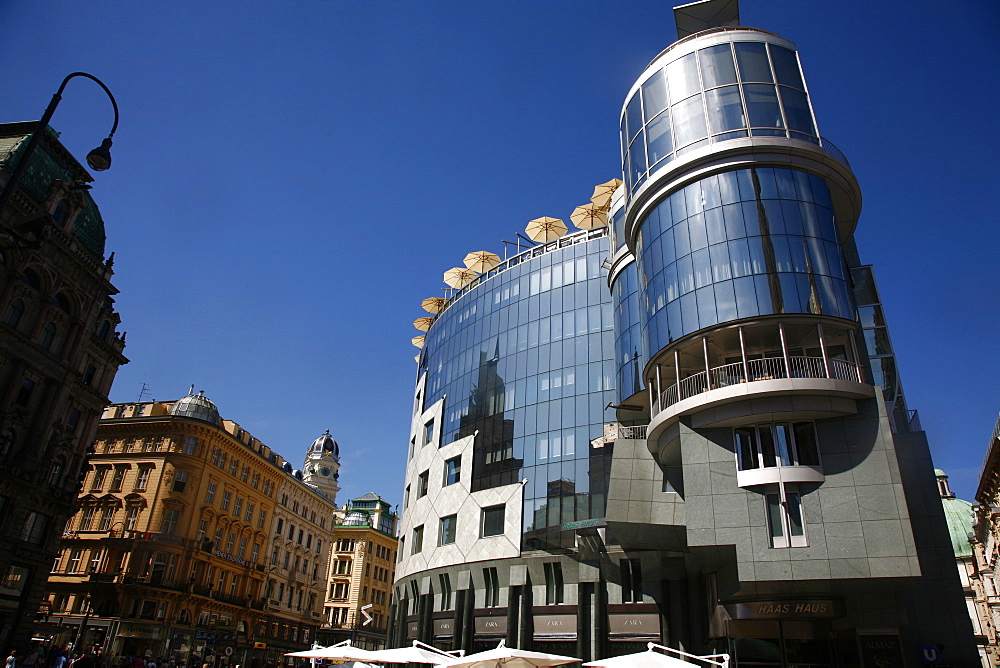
[{"left": 303, "top": 429, "right": 341, "bottom": 503}]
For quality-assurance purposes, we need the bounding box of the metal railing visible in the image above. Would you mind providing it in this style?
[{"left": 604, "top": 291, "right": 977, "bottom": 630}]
[
  {"left": 618, "top": 425, "right": 648, "bottom": 439},
  {"left": 657, "top": 356, "right": 861, "bottom": 414}
]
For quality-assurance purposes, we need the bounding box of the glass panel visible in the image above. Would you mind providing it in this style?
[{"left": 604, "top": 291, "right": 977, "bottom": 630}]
[
  {"left": 646, "top": 111, "right": 673, "bottom": 167},
  {"left": 735, "top": 429, "right": 759, "bottom": 470},
  {"left": 671, "top": 94, "right": 708, "bottom": 148},
  {"left": 706, "top": 85, "right": 745, "bottom": 134},
  {"left": 666, "top": 53, "right": 700, "bottom": 103},
  {"left": 786, "top": 492, "right": 804, "bottom": 536},
  {"left": 770, "top": 45, "right": 804, "bottom": 89},
  {"left": 735, "top": 42, "right": 772, "bottom": 82},
  {"left": 628, "top": 131, "right": 647, "bottom": 184},
  {"left": 744, "top": 84, "right": 783, "bottom": 129},
  {"left": 793, "top": 422, "right": 819, "bottom": 466},
  {"left": 758, "top": 424, "right": 777, "bottom": 467},
  {"left": 773, "top": 423, "right": 792, "bottom": 466},
  {"left": 766, "top": 493, "right": 784, "bottom": 540},
  {"left": 642, "top": 70, "right": 668, "bottom": 122},
  {"left": 780, "top": 87, "right": 816, "bottom": 136},
  {"left": 626, "top": 92, "right": 644, "bottom": 141},
  {"left": 700, "top": 44, "right": 737, "bottom": 88}
]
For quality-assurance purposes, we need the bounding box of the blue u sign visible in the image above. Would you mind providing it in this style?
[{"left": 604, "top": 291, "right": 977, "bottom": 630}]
[{"left": 919, "top": 645, "right": 940, "bottom": 664}]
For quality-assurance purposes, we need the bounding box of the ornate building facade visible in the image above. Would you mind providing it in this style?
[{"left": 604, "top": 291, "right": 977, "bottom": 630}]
[
  {"left": 971, "top": 414, "right": 1000, "bottom": 666},
  {"left": 41, "top": 392, "right": 336, "bottom": 667},
  {"left": 319, "top": 493, "right": 398, "bottom": 650},
  {"left": 0, "top": 121, "right": 127, "bottom": 649}
]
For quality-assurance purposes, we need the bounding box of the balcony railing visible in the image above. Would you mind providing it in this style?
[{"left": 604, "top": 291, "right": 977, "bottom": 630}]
[{"left": 657, "top": 355, "right": 862, "bottom": 414}]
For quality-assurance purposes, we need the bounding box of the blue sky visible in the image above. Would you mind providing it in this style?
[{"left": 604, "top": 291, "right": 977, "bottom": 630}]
[{"left": 2, "top": 0, "right": 997, "bottom": 505}]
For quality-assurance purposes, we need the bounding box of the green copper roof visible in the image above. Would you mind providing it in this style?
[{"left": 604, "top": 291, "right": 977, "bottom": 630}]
[
  {"left": 0, "top": 126, "right": 106, "bottom": 258},
  {"left": 941, "top": 495, "right": 974, "bottom": 558}
]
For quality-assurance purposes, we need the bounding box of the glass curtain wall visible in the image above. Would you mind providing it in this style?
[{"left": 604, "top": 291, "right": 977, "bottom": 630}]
[
  {"left": 635, "top": 167, "right": 855, "bottom": 355},
  {"left": 420, "top": 233, "right": 617, "bottom": 543}
]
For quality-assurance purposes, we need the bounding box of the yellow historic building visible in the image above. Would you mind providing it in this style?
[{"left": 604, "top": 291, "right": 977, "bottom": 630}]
[
  {"left": 319, "top": 493, "right": 398, "bottom": 650},
  {"left": 41, "top": 390, "right": 338, "bottom": 667}
]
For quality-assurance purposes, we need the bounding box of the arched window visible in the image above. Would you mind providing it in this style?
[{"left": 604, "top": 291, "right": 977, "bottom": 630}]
[
  {"left": 0, "top": 428, "right": 15, "bottom": 456},
  {"left": 4, "top": 299, "right": 24, "bottom": 328},
  {"left": 21, "top": 269, "right": 40, "bottom": 290},
  {"left": 39, "top": 322, "right": 57, "bottom": 351},
  {"left": 54, "top": 293, "right": 71, "bottom": 313},
  {"left": 48, "top": 455, "right": 66, "bottom": 485},
  {"left": 177, "top": 609, "right": 191, "bottom": 625}
]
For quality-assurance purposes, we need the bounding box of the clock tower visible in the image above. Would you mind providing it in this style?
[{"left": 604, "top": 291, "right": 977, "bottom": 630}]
[{"left": 302, "top": 429, "right": 341, "bottom": 504}]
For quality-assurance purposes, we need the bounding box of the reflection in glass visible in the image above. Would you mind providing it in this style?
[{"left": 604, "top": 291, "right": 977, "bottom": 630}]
[
  {"left": 672, "top": 94, "right": 708, "bottom": 149},
  {"left": 744, "top": 84, "right": 784, "bottom": 129},
  {"left": 780, "top": 87, "right": 816, "bottom": 136},
  {"left": 700, "top": 43, "right": 737, "bottom": 88},
  {"left": 646, "top": 111, "right": 673, "bottom": 167},
  {"left": 770, "top": 45, "right": 804, "bottom": 89},
  {"left": 642, "top": 70, "right": 668, "bottom": 122},
  {"left": 735, "top": 42, "right": 772, "bottom": 83},
  {"left": 706, "top": 85, "right": 745, "bottom": 134},
  {"left": 666, "top": 52, "right": 700, "bottom": 103}
]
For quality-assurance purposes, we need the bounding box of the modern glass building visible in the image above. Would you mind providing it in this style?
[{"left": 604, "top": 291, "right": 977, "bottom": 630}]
[{"left": 391, "top": 2, "right": 977, "bottom": 665}]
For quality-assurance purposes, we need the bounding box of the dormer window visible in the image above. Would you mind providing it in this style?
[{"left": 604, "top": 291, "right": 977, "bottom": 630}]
[{"left": 52, "top": 201, "right": 70, "bottom": 227}]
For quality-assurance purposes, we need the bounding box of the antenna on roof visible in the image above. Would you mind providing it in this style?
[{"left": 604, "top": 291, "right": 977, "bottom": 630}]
[
  {"left": 188, "top": 384, "right": 195, "bottom": 396},
  {"left": 137, "top": 383, "right": 151, "bottom": 402}
]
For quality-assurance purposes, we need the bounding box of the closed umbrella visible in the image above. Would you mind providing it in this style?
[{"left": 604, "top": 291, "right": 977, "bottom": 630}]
[
  {"left": 436, "top": 640, "right": 579, "bottom": 668},
  {"left": 464, "top": 250, "right": 502, "bottom": 274},
  {"left": 443, "top": 266, "right": 479, "bottom": 288},
  {"left": 421, "top": 297, "right": 448, "bottom": 314},
  {"left": 591, "top": 178, "right": 624, "bottom": 211},
  {"left": 569, "top": 202, "right": 608, "bottom": 230},
  {"left": 525, "top": 216, "right": 568, "bottom": 243}
]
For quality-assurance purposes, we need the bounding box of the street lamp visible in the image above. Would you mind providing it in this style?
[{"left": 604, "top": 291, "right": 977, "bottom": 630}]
[{"left": 0, "top": 71, "right": 119, "bottom": 219}]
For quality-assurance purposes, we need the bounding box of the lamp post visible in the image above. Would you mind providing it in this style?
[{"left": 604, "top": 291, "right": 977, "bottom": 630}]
[{"left": 0, "top": 71, "right": 119, "bottom": 220}]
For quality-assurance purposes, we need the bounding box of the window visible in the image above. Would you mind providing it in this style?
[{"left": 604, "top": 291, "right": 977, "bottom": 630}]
[
  {"left": 88, "top": 550, "right": 101, "bottom": 574},
  {"left": 481, "top": 505, "right": 505, "bottom": 537},
  {"left": 439, "top": 515, "right": 457, "bottom": 545},
  {"left": 68, "top": 549, "right": 83, "bottom": 573},
  {"left": 252, "top": 543, "right": 260, "bottom": 562},
  {"left": 4, "top": 299, "right": 24, "bottom": 328},
  {"left": 14, "top": 378, "right": 35, "bottom": 407},
  {"left": 48, "top": 456, "right": 65, "bottom": 485},
  {"left": 80, "top": 507, "right": 96, "bottom": 531},
  {"left": 135, "top": 467, "right": 152, "bottom": 491},
  {"left": 82, "top": 364, "right": 97, "bottom": 386},
  {"left": 258, "top": 509, "right": 266, "bottom": 528},
  {"left": 205, "top": 483, "right": 217, "bottom": 504},
  {"left": 417, "top": 471, "right": 429, "bottom": 498},
  {"left": 39, "top": 322, "right": 56, "bottom": 350},
  {"left": 21, "top": 512, "right": 50, "bottom": 545},
  {"left": 252, "top": 472, "right": 260, "bottom": 489},
  {"left": 221, "top": 491, "right": 232, "bottom": 511},
  {"left": 125, "top": 506, "right": 140, "bottom": 531},
  {"left": 161, "top": 509, "right": 180, "bottom": 535},
  {"left": 766, "top": 485, "right": 807, "bottom": 548},
  {"left": 411, "top": 526, "right": 424, "bottom": 554},
  {"left": 735, "top": 422, "right": 820, "bottom": 471},
  {"left": 443, "top": 457, "right": 461, "bottom": 486},
  {"left": 403, "top": 485, "right": 410, "bottom": 509},
  {"left": 98, "top": 507, "right": 113, "bottom": 531},
  {"left": 424, "top": 420, "right": 434, "bottom": 446},
  {"left": 109, "top": 466, "right": 126, "bottom": 491},
  {"left": 172, "top": 470, "right": 189, "bottom": 492},
  {"left": 228, "top": 459, "right": 239, "bottom": 476},
  {"left": 439, "top": 573, "right": 452, "bottom": 610},
  {"left": 544, "top": 562, "right": 564, "bottom": 604},
  {"left": 483, "top": 567, "right": 499, "bottom": 607},
  {"left": 621, "top": 558, "right": 642, "bottom": 603},
  {"left": 241, "top": 466, "right": 249, "bottom": 482},
  {"left": 183, "top": 437, "right": 197, "bottom": 455},
  {"left": 234, "top": 496, "right": 244, "bottom": 518},
  {"left": 211, "top": 448, "right": 223, "bottom": 466},
  {"left": 245, "top": 502, "right": 255, "bottom": 523}
]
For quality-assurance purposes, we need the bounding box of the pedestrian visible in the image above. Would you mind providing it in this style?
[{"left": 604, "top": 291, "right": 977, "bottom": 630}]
[{"left": 7, "top": 651, "right": 17, "bottom": 668}]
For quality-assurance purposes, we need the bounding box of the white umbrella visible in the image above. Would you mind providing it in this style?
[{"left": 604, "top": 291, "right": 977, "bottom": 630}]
[
  {"left": 583, "top": 650, "right": 694, "bottom": 668},
  {"left": 437, "top": 640, "right": 579, "bottom": 668},
  {"left": 366, "top": 641, "right": 456, "bottom": 664},
  {"left": 285, "top": 641, "right": 382, "bottom": 662}
]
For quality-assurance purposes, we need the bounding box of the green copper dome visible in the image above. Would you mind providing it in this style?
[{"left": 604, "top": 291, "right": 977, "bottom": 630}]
[{"left": 936, "top": 470, "right": 974, "bottom": 559}]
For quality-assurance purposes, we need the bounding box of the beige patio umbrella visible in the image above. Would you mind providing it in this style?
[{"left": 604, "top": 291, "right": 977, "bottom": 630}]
[
  {"left": 285, "top": 641, "right": 381, "bottom": 662},
  {"left": 421, "top": 297, "right": 448, "bottom": 314},
  {"left": 411, "top": 335, "right": 425, "bottom": 348},
  {"left": 364, "top": 641, "right": 458, "bottom": 664},
  {"left": 569, "top": 202, "right": 608, "bottom": 230},
  {"left": 591, "top": 178, "right": 624, "bottom": 211},
  {"left": 436, "top": 640, "right": 579, "bottom": 668},
  {"left": 443, "top": 266, "right": 479, "bottom": 288},
  {"left": 413, "top": 317, "right": 434, "bottom": 332},
  {"left": 464, "top": 250, "right": 502, "bottom": 274},
  {"left": 525, "top": 216, "right": 568, "bottom": 243}
]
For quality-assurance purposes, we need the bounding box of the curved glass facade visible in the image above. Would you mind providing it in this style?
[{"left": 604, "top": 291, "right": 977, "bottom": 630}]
[
  {"left": 621, "top": 38, "right": 817, "bottom": 194},
  {"left": 611, "top": 261, "right": 644, "bottom": 400},
  {"left": 636, "top": 167, "right": 854, "bottom": 354},
  {"left": 421, "top": 231, "right": 616, "bottom": 541}
]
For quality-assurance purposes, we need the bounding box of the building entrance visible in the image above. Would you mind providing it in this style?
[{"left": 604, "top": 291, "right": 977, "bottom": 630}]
[{"left": 728, "top": 620, "right": 832, "bottom": 668}]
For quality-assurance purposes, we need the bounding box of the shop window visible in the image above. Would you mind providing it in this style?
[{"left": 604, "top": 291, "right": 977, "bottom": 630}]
[
  {"left": 544, "top": 562, "right": 564, "bottom": 604},
  {"left": 483, "top": 566, "right": 500, "bottom": 607}
]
